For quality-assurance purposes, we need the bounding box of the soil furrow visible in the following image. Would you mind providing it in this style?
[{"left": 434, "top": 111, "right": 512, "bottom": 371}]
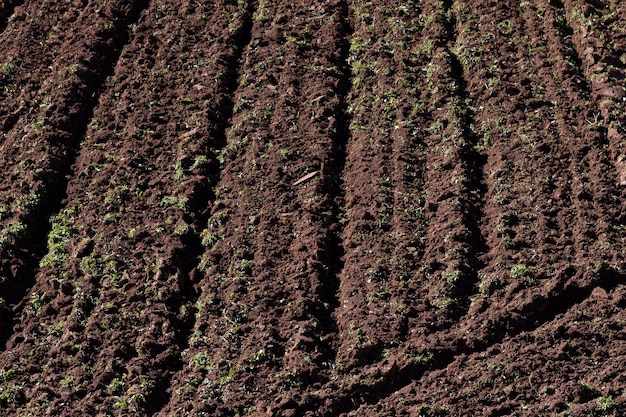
[
  {"left": 332, "top": 0, "right": 459, "bottom": 376},
  {"left": 332, "top": 0, "right": 409, "bottom": 372},
  {"left": 350, "top": 270, "right": 626, "bottom": 415},
  {"left": 310, "top": 0, "right": 351, "bottom": 368},
  {"left": 318, "top": 264, "right": 625, "bottom": 415},
  {"left": 0, "top": 0, "right": 258, "bottom": 414},
  {"left": 310, "top": 0, "right": 626, "bottom": 413},
  {"left": 156, "top": 2, "right": 351, "bottom": 415},
  {"left": 445, "top": 0, "right": 625, "bottom": 354},
  {"left": 445, "top": 12, "right": 487, "bottom": 307},
  {"left": 559, "top": 0, "right": 626, "bottom": 186},
  {"left": 327, "top": 0, "right": 486, "bottom": 394},
  {"left": 143, "top": 3, "right": 256, "bottom": 414},
  {"left": 0, "top": 0, "right": 625, "bottom": 415},
  {"left": 0, "top": 0, "right": 150, "bottom": 351},
  {"left": 526, "top": 0, "right": 624, "bottom": 272},
  {"left": 419, "top": 0, "right": 486, "bottom": 314}
]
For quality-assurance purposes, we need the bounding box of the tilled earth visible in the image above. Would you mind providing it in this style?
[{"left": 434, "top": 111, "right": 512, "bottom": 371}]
[{"left": 0, "top": 0, "right": 625, "bottom": 416}]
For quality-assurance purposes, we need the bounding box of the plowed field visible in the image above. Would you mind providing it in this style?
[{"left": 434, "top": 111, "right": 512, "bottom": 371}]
[{"left": 0, "top": 0, "right": 625, "bottom": 416}]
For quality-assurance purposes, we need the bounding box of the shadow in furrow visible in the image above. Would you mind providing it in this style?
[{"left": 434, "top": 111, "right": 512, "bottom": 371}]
[
  {"left": 146, "top": 3, "right": 257, "bottom": 416},
  {"left": 449, "top": 50, "right": 488, "bottom": 303},
  {"left": 444, "top": 1, "right": 488, "bottom": 306},
  {"left": 163, "top": 0, "right": 256, "bottom": 355},
  {"left": 464, "top": 266, "right": 625, "bottom": 351},
  {"left": 315, "top": 0, "right": 353, "bottom": 362},
  {"left": 0, "top": 0, "right": 152, "bottom": 351},
  {"left": 548, "top": 0, "right": 626, "bottom": 185},
  {"left": 549, "top": 0, "right": 593, "bottom": 97},
  {"left": 0, "top": 0, "right": 21, "bottom": 34},
  {"left": 0, "top": 0, "right": 24, "bottom": 135},
  {"left": 321, "top": 266, "right": 625, "bottom": 414}
]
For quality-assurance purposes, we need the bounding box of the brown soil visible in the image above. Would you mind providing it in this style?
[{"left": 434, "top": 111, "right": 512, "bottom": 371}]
[{"left": 0, "top": 0, "right": 625, "bottom": 416}]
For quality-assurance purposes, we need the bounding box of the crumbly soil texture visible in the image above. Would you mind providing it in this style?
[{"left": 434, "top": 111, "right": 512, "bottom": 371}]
[{"left": 0, "top": 0, "right": 625, "bottom": 416}]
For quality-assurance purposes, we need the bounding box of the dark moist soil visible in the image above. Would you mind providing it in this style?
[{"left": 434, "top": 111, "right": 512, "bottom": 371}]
[{"left": 0, "top": 0, "right": 624, "bottom": 416}]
